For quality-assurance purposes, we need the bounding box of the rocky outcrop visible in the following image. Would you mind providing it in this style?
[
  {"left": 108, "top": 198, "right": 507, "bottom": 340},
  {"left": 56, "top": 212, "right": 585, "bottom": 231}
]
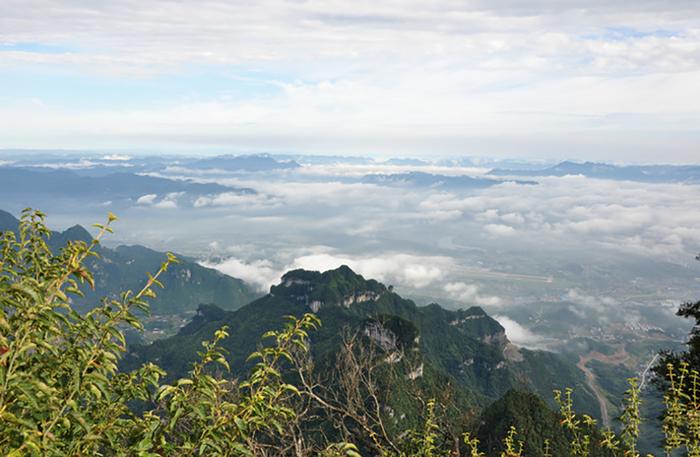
[
  {"left": 449, "top": 314, "right": 485, "bottom": 325},
  {"left": 287, "top": 290, "right": 382, "bottom": 312},
  {"left": 281, "top": 278, "right": 311, "bottom": 287},
  {"left": 364, "top": 321, "right": 398, "bottom": 351},
  {"left": 281, "top": 290, "right": 383, "bottom": 312},
  {"left": 341, "top": 291, "right": 382, "bottom": 308},
  {"left": 503, "top": 343, "right": 524, "bottom": 362},
  {"left": 483, "top": 330, "right": 508, "bottom": 347},
  {"left": 407, "top": 363, "right": 424, "bottom": 380},
  {"left": 309, "top": 300, "right": 322, "bottom": 313}
]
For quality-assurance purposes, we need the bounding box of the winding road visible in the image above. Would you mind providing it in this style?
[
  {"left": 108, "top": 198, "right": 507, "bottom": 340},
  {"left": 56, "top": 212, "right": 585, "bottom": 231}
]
[{"left": 577, "top": 346, "right": 629, "bottom": 428}]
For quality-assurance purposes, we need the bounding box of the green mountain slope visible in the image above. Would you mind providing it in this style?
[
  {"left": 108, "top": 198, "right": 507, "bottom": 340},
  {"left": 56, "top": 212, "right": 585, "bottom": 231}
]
[
  {"left": 124, "top": 265, "right": 600, "bottom": 419},
  {"left": 0, "top": 210, "right": 258, "bottom": 315},
  {"left": 88, "top": 244, "right": 257, "bottom": 314},
  {"left": 476, "top": 390, "right": 613, "bottom": 457}
]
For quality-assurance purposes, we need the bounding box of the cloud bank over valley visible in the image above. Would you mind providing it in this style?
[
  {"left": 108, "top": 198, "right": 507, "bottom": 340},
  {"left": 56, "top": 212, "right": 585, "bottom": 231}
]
[{"left": 1, "top": 153, "right": 698, "bottom": 349}]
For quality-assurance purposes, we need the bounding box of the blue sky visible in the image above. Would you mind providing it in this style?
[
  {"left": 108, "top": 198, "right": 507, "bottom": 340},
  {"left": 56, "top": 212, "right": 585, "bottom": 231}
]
[
  {"left": 1, "top": 1, "right": 699, "bottom": 162},
  {"left": 0, "top": 65, "right": 286, "bottom": 109}
]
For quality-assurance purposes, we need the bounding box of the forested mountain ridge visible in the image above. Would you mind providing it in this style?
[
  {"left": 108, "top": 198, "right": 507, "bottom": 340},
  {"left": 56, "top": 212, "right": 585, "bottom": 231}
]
[
  {"left": 0, "top": 209, "right": 258, "bottom": 315},
  {"left": 125, "top": 265, "right": 600, "bottom": 421}
]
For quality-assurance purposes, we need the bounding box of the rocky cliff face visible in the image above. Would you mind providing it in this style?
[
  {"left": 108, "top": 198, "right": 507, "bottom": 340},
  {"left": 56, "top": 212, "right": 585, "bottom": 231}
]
[{"left": 364, "top": 321, "right": 398, "bottom": 351}]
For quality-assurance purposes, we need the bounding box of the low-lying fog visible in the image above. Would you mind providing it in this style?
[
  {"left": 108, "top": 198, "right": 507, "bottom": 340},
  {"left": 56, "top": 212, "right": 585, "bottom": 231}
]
[{"left": 2, "top": 154, "right": 699, "bottom": 349}]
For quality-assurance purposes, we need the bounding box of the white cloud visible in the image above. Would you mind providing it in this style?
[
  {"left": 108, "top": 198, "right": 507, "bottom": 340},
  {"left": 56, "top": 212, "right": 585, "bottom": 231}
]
[
  {"left": 493, "top": 315, "right": 546, "bottom": 349},
  {"left": 137, "top": 162, "right": 700, "bottom": 270},
  {"left": 500, "top": 212, "right": 525, "bottom": 226},
  {"left": 414, "top": 175, "right": 700, "bottom": 259},
  {"left": 3, "top": 1, "right": 699, "bottom": 75},
  {"left": 296, "top": 163, "right": 491, "bottom": 178},
  {"left": 289, "top": 253, "right": 450, "bottom": 289},
  {"left": 194, "top": 192, "right": 280, "bottom": 208},
  {"left": 564, "top": 289, "right": 619, "bottom": 311},
  {"left": 136, "top": 192, "right": 181, "bottom": 209},
  {"left": 102, "top": 154, "right": 131, "bottom": 161},
  {"left": 203, "top": 249, "right": 456, "bottom": 292},
  {"left": 1, "top": 2, "right": 699, "bottom": 160},
  {"left": 483, "top": 223, "right": 517, "bottom": 237},
  {"left": 152, "top": 199, "right": 178, "bottom": 209},
  {"left": 444, "top": 281, "right": 502, "bottom": 307},
  {"left": 201, "top": 257, "right": 281, "bottom": 292},
  {"left": 24, "top": 159, "right": 112, "bottom": 170},
  {"left": 136, "top": 194, "right": 157, "bottom": 205}
]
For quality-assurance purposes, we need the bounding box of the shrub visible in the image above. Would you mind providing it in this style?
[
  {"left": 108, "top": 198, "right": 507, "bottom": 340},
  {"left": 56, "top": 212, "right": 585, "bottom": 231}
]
[
  {"left": 0, "top": 210, "right": 339, "bottom": 456},
  {"left": 2, "top": 210, "right": 700, "bottom": 456}
]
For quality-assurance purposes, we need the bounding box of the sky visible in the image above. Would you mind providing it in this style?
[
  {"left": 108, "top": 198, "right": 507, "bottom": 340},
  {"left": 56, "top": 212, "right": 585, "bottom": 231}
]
[{"left": 1, "top": 1, "right": 699, "bottom": 162}]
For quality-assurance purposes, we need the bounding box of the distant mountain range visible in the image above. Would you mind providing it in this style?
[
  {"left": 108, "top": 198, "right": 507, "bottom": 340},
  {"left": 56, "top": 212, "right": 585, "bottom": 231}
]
[
  {"left": 489, "top": 161, "right": 700, "bottom": 183},
  {"left": 0, "top": 210, "right": 258, "bottom": 315},
  {"left": 185, "top": 154, "right": 300, "bottom": 171},
  {"left": 271, "top": 153, "right": 375, "bottom": 165},
  {"left": 124, "top": 265, "right": 599, "bottom": 423},
  {"left": 0, "top": 152, "right": 301, "bottom": 174},
  {"left": 382, "top": 158, "right": 431, "bottom": 166},
  {"left": 4, "top": 152, "right": 699, "bottom": 185},
  {"left": 438, "top": 158, "right": 555, "bottom": 171},
  {"left": 0, "top": 167, "right": 253, "bottom": 200},
  {"left": 363, "top": 171, "right": 537, "bottom": 189}
]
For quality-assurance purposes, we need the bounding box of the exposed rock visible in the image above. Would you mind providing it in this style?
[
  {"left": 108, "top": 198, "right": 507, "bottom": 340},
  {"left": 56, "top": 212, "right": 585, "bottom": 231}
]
[
  {"left": 309, "top": 300, "right": 322, "bottom": 313},
  {"left": 364, "top": 321, "right": 398, "bottom": 351},
  {"left": 383, "top": 405, "right": 395, "bottom": 418},
  {"left": 407, "top": 363, "right": 424, "bottom": 380},
  {"left": 282, "top": 278, "right": 310, "bottom": 287},
  {"left": 385, "top": 352, "right": 403, "bottom": 364},
  {"left": 449, "top": 314, "right": 485, "bottom": 325},
  {"left": 503, "top": 343, "right": 524, "bottom": 362},
  {"left": 483, "top": 330, "right": 508, "bottom": 347},
  {"left": 180, "top": 269, "right": 192, "bottom": 281},
  {"left": 341, "top": 291, "right": 381, "bottom": 308}
]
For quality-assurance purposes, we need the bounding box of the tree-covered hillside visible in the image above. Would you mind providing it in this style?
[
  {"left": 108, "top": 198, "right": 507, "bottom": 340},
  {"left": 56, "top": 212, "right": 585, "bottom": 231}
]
[
  {"left": 125, "top": 264, "right": 600, "bottom": 420},
  {"left": 0, "top": 209, "right": 258, "bottom": 315}
]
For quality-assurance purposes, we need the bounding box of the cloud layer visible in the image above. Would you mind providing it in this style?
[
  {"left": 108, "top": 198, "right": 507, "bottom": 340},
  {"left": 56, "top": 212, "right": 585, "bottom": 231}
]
[
  {"left": 493, "top": 314, "right": 547, "bottom": 349},
  {"left": 203, "top": 250, "right": 455, "bottom": 292},
  {"left": 1, "top": 1, "right": 699, "bottom": 160}
]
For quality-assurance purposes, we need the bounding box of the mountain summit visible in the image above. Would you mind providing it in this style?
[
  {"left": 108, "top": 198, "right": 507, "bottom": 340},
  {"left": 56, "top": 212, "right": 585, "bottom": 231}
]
[
  {"left": 271, "top": 265, "right": 386, "bottom": 312},
  {"left": 125, "top": 265, "right": 599, "bottom": 420}
]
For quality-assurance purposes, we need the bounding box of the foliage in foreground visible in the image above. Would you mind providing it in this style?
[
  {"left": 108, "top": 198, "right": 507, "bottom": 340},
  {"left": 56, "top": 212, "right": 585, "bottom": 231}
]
[
  {"left": 1, "top": 210, "right": 700, "bottom": 456},
  {"left": 0, "top": 210, "right": 331, "bottom": 456}
]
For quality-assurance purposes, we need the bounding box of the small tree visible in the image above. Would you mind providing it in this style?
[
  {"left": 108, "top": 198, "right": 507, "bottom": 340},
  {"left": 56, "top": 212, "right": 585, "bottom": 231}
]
[
  {"left": 658, "top": 254, "right": 700, "bottom": 372},
  {"left": 0, "top": 210, "right": 337, "bottom": 456}
]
